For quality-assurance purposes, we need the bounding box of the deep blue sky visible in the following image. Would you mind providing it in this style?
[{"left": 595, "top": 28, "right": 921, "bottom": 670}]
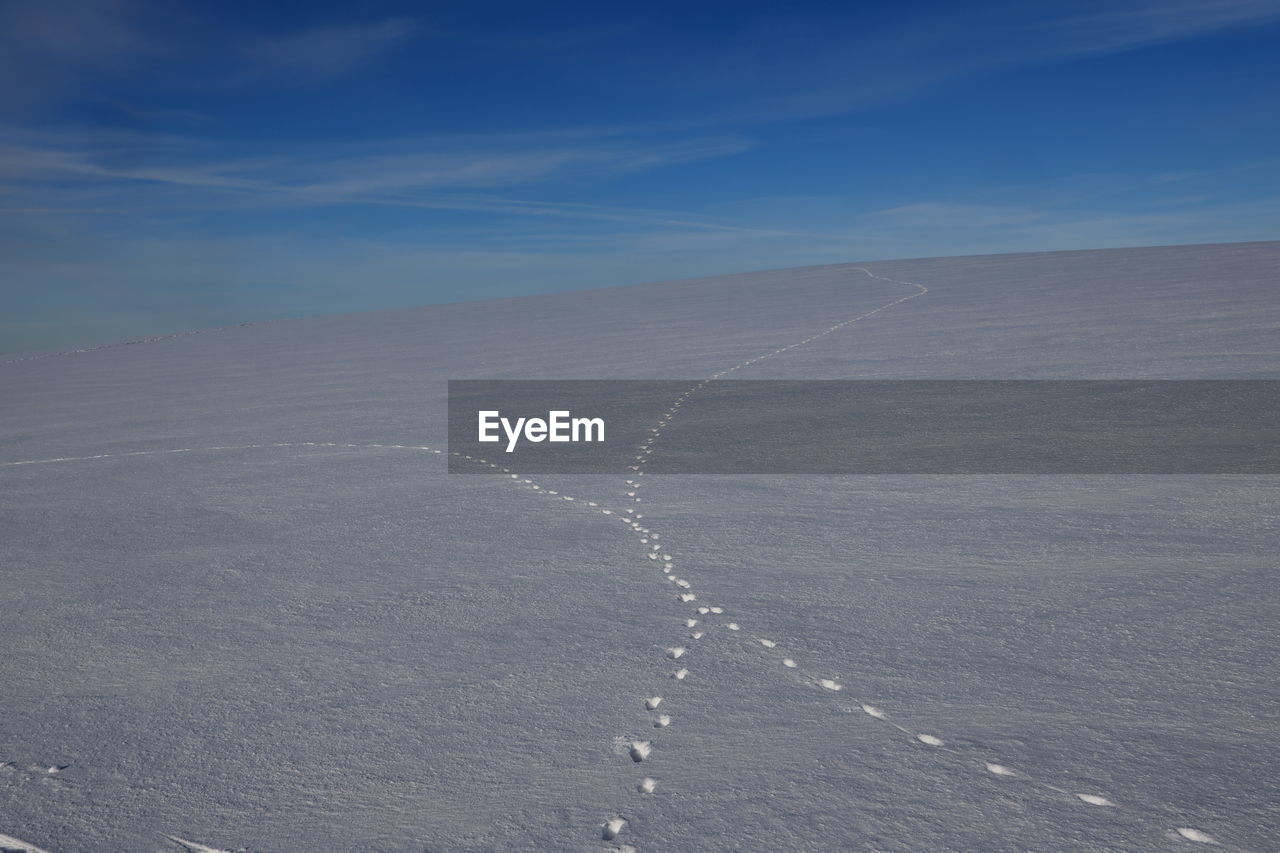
[{"left": 3, "top": 0, "right": 1279, "bottom": 352}]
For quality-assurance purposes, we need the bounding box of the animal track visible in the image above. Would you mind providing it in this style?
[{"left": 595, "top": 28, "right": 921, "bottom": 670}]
[
  {"left": 3, "top": 267, "right": 1228, "bottom": 851},
  {"left": 586, "top": 266, "right": 1226, "bottom": 849}
]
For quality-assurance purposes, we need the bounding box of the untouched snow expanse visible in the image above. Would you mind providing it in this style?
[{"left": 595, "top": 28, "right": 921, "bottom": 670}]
[{"left": 1, "top": 242, "right": 1277, "bottom": 852}]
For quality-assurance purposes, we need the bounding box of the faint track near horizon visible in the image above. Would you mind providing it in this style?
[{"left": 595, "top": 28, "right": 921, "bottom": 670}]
[{"left": 0, "top": 323, "right": 263, "bottom": 368}]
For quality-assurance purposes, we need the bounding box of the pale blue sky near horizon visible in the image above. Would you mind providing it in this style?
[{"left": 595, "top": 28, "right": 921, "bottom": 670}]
[{"left": 2, "top": 0, "right": 1279, "bottom": 353}]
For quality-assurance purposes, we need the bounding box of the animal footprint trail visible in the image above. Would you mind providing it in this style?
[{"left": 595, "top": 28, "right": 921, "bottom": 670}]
[
  {"left": 590, "top": 268, "right": 935, "bottom": 847},
  {"left": 839, "top": 701, "right": 1216, "bottom": 840},
  {"left": 5, "top": 271, "right": 1226, "bottom": 850},
  {"left": 5, "top": 441, "right": 665, "bottom": 852},
  {"left": 598, "top": 268, "right": 1231, "bottom": 850}
]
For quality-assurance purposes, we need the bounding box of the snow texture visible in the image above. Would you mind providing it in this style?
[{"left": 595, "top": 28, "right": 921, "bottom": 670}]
[{"left": 1, "top": 242, "right": 1278, "bottom": 851}]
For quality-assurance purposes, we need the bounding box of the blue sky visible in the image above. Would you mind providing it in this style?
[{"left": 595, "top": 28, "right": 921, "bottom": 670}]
[{"left": 3, "top": 0, "right": 1279, "bottom": 352}]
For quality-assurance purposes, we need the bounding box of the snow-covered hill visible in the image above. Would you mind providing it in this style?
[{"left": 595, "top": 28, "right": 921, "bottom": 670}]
[{"left": 2, "top": 242, "right": 1277, "bottom": 851}]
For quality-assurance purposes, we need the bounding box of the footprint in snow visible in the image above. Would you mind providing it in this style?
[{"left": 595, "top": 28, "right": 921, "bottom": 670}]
[
  {"left": 1173, "top": 828, "right": 1216, "bottom": 844},
  {"left": 603, "top": 817, "right": 627, "bottom": 841},
  {"left": 628, "top": 741, "right": 652, "bottom": 762},
  {"left": 1076, "top": 794, "right": 1115, "bottom": 807},
  {"left": 916, "top": 734, "right": 944, "bottom": 747},
  {"left": 645, "top": 697, "right": 663, "bottom": 710}
]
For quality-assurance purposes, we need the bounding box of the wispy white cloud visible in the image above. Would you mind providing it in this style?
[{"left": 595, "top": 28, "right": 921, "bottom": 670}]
[
  {"left": 3, "top": 1, "right": 1277, "bottom": 355},
  {"left": 0, "top": 132, "right": 760, "bottom": 230},
  {"left": 648, "top": 0, "right": 1280, "bottom": 125},
  {"left": 1016, "top": 0, "right": 1280, "bottom": 58}
]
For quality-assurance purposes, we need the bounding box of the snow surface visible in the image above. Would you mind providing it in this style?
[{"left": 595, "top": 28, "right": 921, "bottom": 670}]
[{"left": 1, "top": 242, "right": 1277, "bottom": 851}]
